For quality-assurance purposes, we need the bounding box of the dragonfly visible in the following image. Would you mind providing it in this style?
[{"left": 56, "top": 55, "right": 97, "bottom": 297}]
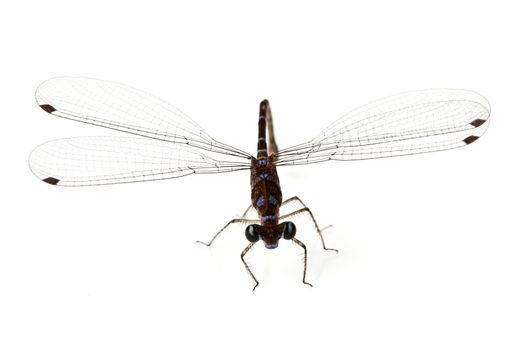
[{"left": 29, "top": 77, "right": 490, "bottom": 290}]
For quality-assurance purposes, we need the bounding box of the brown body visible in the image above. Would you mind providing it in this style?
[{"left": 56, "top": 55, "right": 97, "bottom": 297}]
[
  {"left": 245, "top": 100, "right": 288, "bottom": 249},
  {"left": 250, "top": 155, "right": 282, "bottom": 225},
  {"left": 198, "top": 99, "right": 336, "bottom": 289}
]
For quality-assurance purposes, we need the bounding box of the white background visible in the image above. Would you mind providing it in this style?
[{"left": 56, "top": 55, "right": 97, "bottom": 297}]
[{"left": 1, "top": 1, "right": 524, "bottom": 349}]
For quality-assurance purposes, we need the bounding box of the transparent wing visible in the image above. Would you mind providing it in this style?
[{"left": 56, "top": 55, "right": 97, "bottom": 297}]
[
  {"left": 29, "top": 136, "right": 252, "bottom": 186},
  {"left": 275, "top": 89, "right": 490, "bottom": 166},
  {"left": 35, "top": 77, "right": 251, "bottom": 159}
]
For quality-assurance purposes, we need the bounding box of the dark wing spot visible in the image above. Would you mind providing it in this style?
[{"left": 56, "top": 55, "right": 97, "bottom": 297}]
[
  {"left": 40, "top": 104, "right": 56, "bottom": 113},
  {"left": 43, "top": 177, "right": 60, "bottom": 185},
  {"left": 463, "top": 136, "right": 479, "bottom": 145},
  {"left": 470, "top": 118, "right": 487, "bottom": 128}
]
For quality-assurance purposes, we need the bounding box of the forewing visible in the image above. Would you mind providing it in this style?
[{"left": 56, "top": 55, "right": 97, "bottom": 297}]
[
  {"left": 276, "top": 89, "right": 490, "bottom": 165},
  {"left": 29, "top": 136, "right": 251, "bottom": 186},
  {"left": 35, "top": 77, "right": 251, "bottom": 158}
]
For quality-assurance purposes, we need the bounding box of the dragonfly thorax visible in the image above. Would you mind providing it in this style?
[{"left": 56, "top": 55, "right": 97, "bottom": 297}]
[{"left": 250, "top": 156, "right": 283, "bottom": 223}]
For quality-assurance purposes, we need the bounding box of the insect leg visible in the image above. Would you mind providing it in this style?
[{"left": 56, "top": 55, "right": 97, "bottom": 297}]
[
  {"left": 240, "top": 204, "right": 255, "bottom": 219},
  {"left": 281, "top": 196, "right": 331, "bottom": 232},
  {"left": 280, "top": 207, "right": 338, "bottom": 252},
  {"left": 281, "top": 196, "right": 334, "bottom": 234},
  {"left": 241, "top": 242, "right": 259, "bottom": 291},
  {"left": 281, "top": 196, "right": 306, "bottom": 208},
  {"left": 196, "top": 218, "right": 259, "bottom": 247},
  {"left": 292, "top": 238, "right": 313, "bottom": 287}
]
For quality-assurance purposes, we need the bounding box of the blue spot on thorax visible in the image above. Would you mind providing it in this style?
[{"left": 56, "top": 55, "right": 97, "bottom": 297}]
[
  {"left": 269, "top": 195, "right": 278, "bottom": 206},
  {"left": 256, "top": 196, "right": 265, "bottom": 207},
  {"left": 261, "top": 215, "right": 276, "bottom": 223},
  {"left": 251, "top": 171, "right": 280, "bottom": 188}
]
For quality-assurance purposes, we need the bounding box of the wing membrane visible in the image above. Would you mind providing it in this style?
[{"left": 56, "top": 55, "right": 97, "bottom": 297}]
[
  {"left": 29, "top": 136, "right": 251, "bottom": 186},
  {"left": 276, "top": 89, "right": 490, "bottom": 165},
  {"left": 35, "top": 77, "right": 251, "bottom": 159}
]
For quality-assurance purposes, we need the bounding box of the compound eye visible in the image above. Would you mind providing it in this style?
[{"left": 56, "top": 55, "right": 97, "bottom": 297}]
[
  {"left": 245, "top": 225, "right": 260, "bottom": 242},
  {"left": 282, "top": 222, "right": 296, "bottom": 240}
]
